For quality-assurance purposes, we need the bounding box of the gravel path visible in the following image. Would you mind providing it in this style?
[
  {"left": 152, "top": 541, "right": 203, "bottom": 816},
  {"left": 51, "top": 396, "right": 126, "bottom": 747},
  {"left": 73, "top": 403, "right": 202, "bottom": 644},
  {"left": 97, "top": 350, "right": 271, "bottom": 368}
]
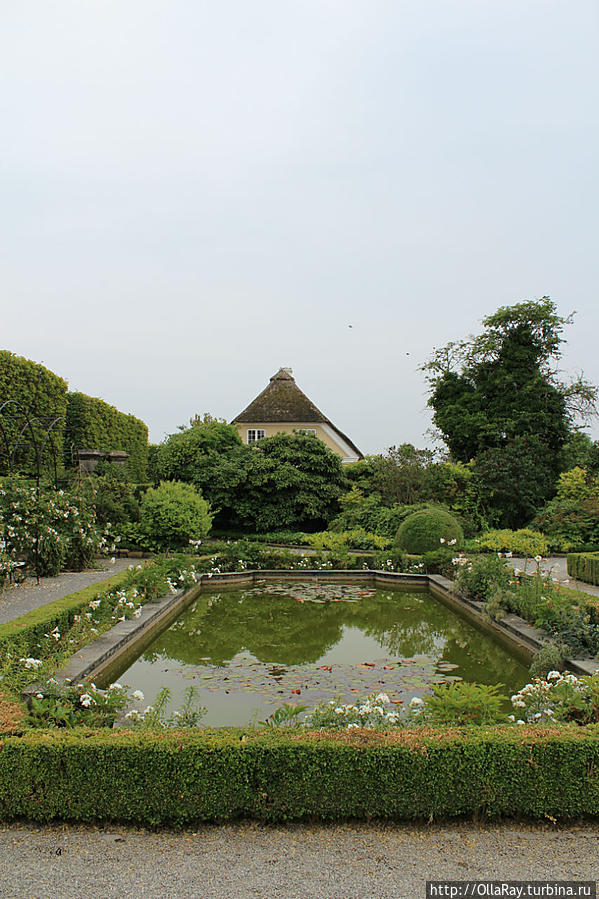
[
  {"left": 0, "top": 821, "right": 597, "bottom": 898},
  {"left": 0, "top": 559, "right": 134, "bottom": 625}
]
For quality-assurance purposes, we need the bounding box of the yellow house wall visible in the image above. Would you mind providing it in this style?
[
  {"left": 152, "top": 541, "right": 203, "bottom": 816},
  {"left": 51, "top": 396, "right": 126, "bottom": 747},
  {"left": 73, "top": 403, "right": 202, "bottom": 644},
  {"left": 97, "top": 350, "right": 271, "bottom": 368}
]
[{"left": 234, "top": 422, "right": 346, "bottom": 459}]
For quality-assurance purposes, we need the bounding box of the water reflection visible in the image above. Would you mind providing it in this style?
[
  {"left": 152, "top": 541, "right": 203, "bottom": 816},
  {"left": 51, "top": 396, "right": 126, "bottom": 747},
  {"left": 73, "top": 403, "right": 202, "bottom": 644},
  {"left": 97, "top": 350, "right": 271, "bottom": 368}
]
[{"left": 116, "top": 580, "right": 529, "bottom": 726}]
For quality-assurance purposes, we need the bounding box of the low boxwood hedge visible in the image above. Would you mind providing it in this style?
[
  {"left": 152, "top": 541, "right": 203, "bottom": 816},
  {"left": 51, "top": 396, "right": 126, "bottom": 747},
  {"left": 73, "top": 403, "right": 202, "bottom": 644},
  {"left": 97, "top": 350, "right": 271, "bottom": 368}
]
[
  {"left": 1, "top": 726, "right": 598, "bottom": 824},
  {"left": 568, "top": 552, "right": 599, "bottom": 587}
]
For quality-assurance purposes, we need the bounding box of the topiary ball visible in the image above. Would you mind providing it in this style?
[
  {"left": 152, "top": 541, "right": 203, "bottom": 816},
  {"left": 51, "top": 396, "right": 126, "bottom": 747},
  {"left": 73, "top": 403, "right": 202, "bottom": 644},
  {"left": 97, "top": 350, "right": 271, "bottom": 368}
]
[{"left": 396, "top": 509, "right": 464, "bottom": 554}]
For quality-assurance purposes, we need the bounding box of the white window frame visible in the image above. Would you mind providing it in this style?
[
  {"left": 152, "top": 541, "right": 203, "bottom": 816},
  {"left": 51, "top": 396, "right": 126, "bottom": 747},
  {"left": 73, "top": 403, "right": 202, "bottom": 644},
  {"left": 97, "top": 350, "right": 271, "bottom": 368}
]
[{"left": 247, "top": 429, "right": 266, "bottom": 444}]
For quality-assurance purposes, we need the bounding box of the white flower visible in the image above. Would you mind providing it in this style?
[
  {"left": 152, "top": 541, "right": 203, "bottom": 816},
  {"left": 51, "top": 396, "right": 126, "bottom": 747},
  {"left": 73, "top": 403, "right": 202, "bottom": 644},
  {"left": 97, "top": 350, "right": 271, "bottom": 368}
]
[
  {"left": 109, "top": 682, "right": 123, "bottom": 691},
  {"left": 505, "top": 551, "right": 513, "bottom": 558},
  {"left": 79, "top": 693, "right": 95, "bottom": 708},
  {"left": 132, "top": 690, "right": 144, "bottom": 701},
  {"left": 534, "top": 555, "right": 542, "bottom": 563},
  {"left": 547, "top": 671, "right": 561, "bottom": 680},
  {"left": 409, "top": 696, "right": 424, "bottom": 707},
  {"left": 375, "top": 693, "right": 390, "bottom": 704},
  {"left": 439, "top": 537, "right": 446, "bottom": 544}
]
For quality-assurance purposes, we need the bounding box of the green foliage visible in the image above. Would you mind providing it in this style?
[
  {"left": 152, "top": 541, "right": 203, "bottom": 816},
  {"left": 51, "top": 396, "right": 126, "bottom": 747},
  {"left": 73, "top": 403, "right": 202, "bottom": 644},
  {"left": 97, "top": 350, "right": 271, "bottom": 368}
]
[
  {"left": 417, "top": 682, "right": 508, "bottom": 725},
  {"left": 511, "top": 672, "right": 599, "bottom": 725},
  {"left": 65, "top": 392, "right": 148, "bottom": 480},
  {"left": 489, "top": 572, "right": 599, "bottom": 658},
  {"left": 80, "top": 465, "right": 141, "bottom": 527},
  {"left": 373, "top": 548, "right": 407, "bottom": 572},
  {"left": 25, "top": 681, "right": 128, "bottom": 729},
  {"left": 139, "top": 481, "right": 212, "bottom": 551},
  {"left": 305, "top": 528, "right": 391, "bottom": 552},
  {"left": 368, "top": 444, "right": 435, "bottom": 505},
  {"left": 567, "top": 553, "right": 599, "bottom": 587},
  {"left": 127, "top": 686, "right": 206, "bottom": 729},
  {"left": 155, "top": 419, "right": 246, "bottom": 524},
  {"left": 475, "top": 528, "right": 549, "bottom": 557},
  {"left": 232, "top": 433, "right": 347, "bottom": 532},
  {"left": 423, "top": 299, "right": 598, "bottom": 527},
  {"left": 420, "top": 549, "right": 456, "bottom": 577},
  {"left": 260, "top": 703, "right": 308, "bottom": 727},
  {"left": 0, "top": 351, "right": 68, "bottom": 476},
  {"left": 453, "top": 554, "right": 512, "bottom": 603},
  {"left": 529, "top": 643, "right": 568, "bottom": 679},
  {"left": 472, "top": 437, "right": 557, "bottom": 529},
  {"left": 396, "top": 509, "right": 463, "bottom": 554},
  {"left": 3, "top": 726, "right": 599, "bottom": 824},
  {"left": 0, "top": 479, "right": 111, "bottom": 576},
  {"left": 533, "top": 494, "right": 599, "bottom": 551}
]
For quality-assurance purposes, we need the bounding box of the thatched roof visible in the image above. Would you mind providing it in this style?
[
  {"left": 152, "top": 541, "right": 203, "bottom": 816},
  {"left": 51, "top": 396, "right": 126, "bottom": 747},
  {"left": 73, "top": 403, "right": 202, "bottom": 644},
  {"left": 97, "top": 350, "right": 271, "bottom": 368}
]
[{"left": 232, "top": 368, "right": 363, "bottom": 459}]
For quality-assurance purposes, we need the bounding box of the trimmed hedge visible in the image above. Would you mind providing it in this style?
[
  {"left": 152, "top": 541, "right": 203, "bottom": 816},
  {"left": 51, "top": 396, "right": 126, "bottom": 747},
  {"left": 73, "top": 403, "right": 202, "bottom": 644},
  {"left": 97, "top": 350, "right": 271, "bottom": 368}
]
[
  {"left": 397, "top": 509, "right": 464, "bottom": 554},
  {"left": 65, "top": 392, "right": 148, "bottom": 480},
  {"left": 568, "top": 552, "right": 599, "bottom": 587},
  {"left": 0, "top": 570, "right": 131, "bottom": 655},
  {"left": 0, "top": 351, "right": 68, "bottom": 473},
  {"left": 0, "top": 726, "right": 599, "bottom": 823}
]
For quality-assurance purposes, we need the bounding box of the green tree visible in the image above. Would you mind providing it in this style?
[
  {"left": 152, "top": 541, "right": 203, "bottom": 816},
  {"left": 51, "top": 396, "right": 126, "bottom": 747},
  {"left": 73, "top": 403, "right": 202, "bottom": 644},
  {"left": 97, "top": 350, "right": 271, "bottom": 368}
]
[
  {"left": 231, "top": 432, "right": 347, "bottom": 531},
  {"left": 423, "top": 298, "right": 597, "bottom": 526},
  {"left": 155, "top": 416, "right": 249, "bottom": 525}
]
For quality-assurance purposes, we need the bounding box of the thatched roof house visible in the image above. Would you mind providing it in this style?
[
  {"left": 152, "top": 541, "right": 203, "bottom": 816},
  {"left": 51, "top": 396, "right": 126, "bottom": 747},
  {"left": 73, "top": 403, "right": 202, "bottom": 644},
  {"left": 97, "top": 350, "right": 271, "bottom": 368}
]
[{"left": 231, "top": 368, "right": 362, "bottom": 464}]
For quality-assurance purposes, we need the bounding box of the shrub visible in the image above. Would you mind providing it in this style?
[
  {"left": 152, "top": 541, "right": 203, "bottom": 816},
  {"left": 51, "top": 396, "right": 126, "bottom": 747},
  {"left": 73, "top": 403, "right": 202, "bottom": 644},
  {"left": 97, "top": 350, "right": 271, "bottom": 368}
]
[
  {"left": 414, "top": 682, "right": 508, "bottom": 726},
  {"left": 0, "top": 480, "right": 110, "bottom": 576},
  {"left": 511, "top": 672, "right": 599, "bottom": 725},
  {"left": 453, "top": 554, "right": 512, "bottom": 602},
  {"left": 476, "top": 528, "right": 548, "bottom": 557},
  {"left": 374, "top": 548, "right": 407, "bottom": 572},
  {"left": 396, "top": 509, "right": 463, "bottom": 554},
  {"left": 529, "top": 642, "right": 568, "bottom": 679},
  {"left": 139, "top": 481, "right": 212, "bottom": 551},
  {"left": 419, "top": 548, "right": 456, "bottom": 577},
  {"left": 567, "top": 552, "right": 599, "bottom": 587}
]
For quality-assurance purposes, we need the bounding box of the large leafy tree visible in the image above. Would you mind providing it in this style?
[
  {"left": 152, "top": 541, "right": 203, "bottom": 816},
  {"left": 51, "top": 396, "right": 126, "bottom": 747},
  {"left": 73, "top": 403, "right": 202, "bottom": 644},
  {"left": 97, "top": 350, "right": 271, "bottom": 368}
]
[
  {"left": 232, "top": 432, "right": 347, "bottom": 531},
  {"left": 155, "top": 416, "right": 249, "bottom": 525},
  {"left": 423, "top": 298, "right": 597, "bottom": 526}
]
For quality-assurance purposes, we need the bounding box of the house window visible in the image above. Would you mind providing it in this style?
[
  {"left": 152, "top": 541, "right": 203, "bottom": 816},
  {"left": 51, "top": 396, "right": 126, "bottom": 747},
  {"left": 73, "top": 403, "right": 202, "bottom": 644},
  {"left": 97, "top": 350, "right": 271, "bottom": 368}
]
[
  {"left": 297, "top": 429, "right": 316, "bottom": 436},
  {"left": 247, "top": 429, "right": 266, "bottom": 444}
]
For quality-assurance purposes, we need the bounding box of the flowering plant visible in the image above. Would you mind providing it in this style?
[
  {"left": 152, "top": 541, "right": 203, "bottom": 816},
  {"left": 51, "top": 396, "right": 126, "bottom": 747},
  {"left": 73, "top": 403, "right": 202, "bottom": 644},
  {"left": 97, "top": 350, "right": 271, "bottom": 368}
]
[{"left": 510, "top": 671, "right": 599, "bottom": 725}]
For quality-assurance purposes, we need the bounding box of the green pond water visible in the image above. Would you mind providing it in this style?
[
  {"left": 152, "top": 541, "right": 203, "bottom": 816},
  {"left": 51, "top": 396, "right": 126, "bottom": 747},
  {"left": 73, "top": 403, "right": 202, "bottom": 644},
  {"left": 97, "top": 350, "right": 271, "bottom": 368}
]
[{"left": 113, "top": 580, "right": 530, "bottom": 726}]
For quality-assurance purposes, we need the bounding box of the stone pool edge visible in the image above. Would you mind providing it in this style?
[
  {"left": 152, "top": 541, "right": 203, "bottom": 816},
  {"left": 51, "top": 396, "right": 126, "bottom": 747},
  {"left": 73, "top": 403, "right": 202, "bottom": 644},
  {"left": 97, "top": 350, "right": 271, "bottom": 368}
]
[{"left": 48, "top": 569, "right": 598, "bottom": 689}]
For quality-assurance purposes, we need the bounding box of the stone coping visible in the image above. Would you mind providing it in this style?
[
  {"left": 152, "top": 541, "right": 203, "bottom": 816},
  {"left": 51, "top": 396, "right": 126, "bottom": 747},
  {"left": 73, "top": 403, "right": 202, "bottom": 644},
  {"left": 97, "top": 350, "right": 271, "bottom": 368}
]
[{"left": 32, "top": 569, "right": 598, "bottom": 691}]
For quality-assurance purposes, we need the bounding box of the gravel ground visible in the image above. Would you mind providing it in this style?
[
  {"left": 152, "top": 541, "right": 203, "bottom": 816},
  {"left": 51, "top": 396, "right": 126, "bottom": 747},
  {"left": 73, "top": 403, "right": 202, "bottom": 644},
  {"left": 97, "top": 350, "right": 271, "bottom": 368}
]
[
  {"left": 0, "top": 559, "right": 135, "bottom": 624},
  {"left": 0, "top": 821, "right": 597, "bottom": 899}
]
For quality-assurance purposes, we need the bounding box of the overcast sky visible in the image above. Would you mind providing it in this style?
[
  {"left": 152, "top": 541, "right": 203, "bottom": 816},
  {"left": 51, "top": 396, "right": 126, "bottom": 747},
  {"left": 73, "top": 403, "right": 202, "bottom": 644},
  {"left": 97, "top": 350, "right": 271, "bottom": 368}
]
[{"left": 2, "top": 1, "right": 598, "bottom": 453}]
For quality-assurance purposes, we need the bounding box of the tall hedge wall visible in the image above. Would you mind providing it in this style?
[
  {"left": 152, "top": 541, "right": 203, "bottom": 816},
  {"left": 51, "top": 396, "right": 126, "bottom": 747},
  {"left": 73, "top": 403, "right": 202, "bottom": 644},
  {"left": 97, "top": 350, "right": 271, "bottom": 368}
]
[
  {"left": 65, "top": 392, "right": 148, "bottom": 480},
  {"left": 1, "top": 727, "right": 598, "bottom": 824},
  {"left": 568, "top": 552, "right": 599, "bottom": 587},
  {"left": 0, "top": 351, "right": 68, "bottom": 474}
]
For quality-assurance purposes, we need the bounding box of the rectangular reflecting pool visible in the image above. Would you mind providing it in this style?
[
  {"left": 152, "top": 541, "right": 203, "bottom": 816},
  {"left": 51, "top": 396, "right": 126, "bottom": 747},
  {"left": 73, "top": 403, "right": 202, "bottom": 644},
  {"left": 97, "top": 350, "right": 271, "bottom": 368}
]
[{"left": 108, "top": 579, "right": 530, "bottom": 726}]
